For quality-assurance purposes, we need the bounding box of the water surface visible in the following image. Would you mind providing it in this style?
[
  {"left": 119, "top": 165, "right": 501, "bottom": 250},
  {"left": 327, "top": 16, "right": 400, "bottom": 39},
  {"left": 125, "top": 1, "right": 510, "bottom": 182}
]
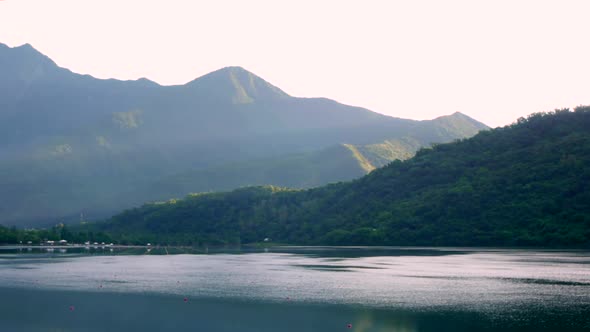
[{"left": 1, "top": 247, "right": 589, "bottom": 331}]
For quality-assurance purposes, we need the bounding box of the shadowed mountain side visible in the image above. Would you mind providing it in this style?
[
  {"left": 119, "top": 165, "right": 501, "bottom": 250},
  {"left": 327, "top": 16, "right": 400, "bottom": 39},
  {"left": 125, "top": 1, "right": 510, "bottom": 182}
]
[
  {"left": 121, "top": 113, "right": 487, "bottom": 206},
  {"left": 94, "top": 108, "right": 590, "bottom": 247},
  {"left": 151, "top": 145, "right": 368, "bottom": 196},
  {"left": 142, "top": 113, "right": 487, "bottom": 201},
  {"left": 148, "top": 137, "right": 424, "bottom": 199}
]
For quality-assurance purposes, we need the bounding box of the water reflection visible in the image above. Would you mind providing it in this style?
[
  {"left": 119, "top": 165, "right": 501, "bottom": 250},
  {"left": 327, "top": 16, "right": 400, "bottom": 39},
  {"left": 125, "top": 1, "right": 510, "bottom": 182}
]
[
  {"left": 352, "top": 311, "right": 417, "bottom": 332},
  {"left": 0, "top": 247, "right": 589, "bottom": 331}
]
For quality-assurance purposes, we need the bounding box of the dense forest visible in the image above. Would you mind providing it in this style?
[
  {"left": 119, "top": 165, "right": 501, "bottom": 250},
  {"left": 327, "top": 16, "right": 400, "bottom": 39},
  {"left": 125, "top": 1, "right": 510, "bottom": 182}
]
[
  {"left": 3, "top": 107, "right": 589, "bottom": 247},
  {"left": 0, "top": 223, "right": 112, "bottom": 245}
]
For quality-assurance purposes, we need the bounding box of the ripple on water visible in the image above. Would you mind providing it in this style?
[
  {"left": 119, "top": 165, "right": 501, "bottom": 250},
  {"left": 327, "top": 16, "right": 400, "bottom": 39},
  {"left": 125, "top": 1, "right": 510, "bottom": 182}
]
[{"left": 0, "top": 248, "right": 589, "bottom": 315}]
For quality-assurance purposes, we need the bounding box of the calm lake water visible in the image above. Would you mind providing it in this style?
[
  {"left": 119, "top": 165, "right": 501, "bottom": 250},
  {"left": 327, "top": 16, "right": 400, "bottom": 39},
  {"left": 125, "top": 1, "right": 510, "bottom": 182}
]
[{"left": 0, "top": 246, "right": 589, "bottom": 331}]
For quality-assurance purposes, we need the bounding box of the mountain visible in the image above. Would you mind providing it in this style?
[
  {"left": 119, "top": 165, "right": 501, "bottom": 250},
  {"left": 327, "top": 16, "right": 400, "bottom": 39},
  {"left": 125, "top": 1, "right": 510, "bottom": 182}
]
[
  {"left": 92, "top": 108, "right": 590, "bottom": 247},
  {"left": 0, "top": 43, "right": 487, "bottom": 226},
  {"left": 147, "top": 113, "right": 481, "bottom": 197}
]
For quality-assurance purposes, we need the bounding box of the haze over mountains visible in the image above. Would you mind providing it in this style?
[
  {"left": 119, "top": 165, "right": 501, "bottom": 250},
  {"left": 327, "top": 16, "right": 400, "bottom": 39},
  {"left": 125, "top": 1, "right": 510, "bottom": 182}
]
[{"left": 0, "top": 43, "right": 488, "bottom": 226}]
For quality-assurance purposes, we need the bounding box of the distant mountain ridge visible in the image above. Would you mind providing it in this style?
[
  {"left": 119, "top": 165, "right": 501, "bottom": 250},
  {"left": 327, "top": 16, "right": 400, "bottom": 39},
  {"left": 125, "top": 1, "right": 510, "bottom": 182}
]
[{"left": 0, "top": 42, "right": 488, "bottom": 226}]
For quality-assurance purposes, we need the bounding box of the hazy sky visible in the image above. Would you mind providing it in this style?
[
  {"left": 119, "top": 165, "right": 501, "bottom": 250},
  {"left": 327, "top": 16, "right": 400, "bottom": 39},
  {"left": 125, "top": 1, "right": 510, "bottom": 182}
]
[{"left": 1, "top": 0, "right": 589, "bottom": 127}]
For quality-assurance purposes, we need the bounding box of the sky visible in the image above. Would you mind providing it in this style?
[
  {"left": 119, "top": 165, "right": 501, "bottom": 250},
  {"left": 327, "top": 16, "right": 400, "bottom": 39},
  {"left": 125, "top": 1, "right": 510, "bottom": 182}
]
[{"left": 1, "top": 0, "right": 589, "bottom": 127}]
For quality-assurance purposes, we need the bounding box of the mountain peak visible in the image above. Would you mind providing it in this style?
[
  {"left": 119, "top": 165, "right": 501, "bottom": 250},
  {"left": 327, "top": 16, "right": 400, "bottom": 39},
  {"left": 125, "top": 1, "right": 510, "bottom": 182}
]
[
  {"left": 436, "top": 111, "right": 470, "bottom": 119},
  {"left": 135, "top": 77, "right": 159, "bottom": 86},
  {"left": 0, "top": 42, "right": 60, "bottom": 89},
  {"left": 16, "top": 43, "right": 35, "bottom": 50},
  {"left": 0, "top": 42, "right": 33, "bottom": 50},
  {"left": 187, "top": 66, "right": 290, "bottom": 104},
  {"left": 421, "top": 112, "right": 490, "bottom": 139},
  {"left": 214, "top": 66, "right": 250, "bottom": 73},
  {"left": 0, "top": 42, "right": 56, "bottom": 65},
  {"left": 432, "top": 112, "right": 489, "bottom": 129}
]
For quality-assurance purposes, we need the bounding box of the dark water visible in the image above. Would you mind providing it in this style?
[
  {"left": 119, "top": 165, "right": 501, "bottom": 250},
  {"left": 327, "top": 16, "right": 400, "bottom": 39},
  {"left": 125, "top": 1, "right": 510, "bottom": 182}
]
[{"left": 0, "top": 247, "right": 589, "bottom": 331}]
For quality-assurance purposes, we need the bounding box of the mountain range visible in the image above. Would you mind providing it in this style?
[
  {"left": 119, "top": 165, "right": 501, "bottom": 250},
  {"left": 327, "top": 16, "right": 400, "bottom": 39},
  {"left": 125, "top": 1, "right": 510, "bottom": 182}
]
[{"left": 0, "top": 43, "right": 488, "bottom": 226}]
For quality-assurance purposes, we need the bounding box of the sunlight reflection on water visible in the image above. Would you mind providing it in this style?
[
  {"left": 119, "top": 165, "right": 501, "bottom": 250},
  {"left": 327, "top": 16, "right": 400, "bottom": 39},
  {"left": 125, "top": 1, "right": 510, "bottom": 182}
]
[
  {"left": 1, "top": 248, "right": 589, "bottom": 311},
  {"left": 1, "top": 247, "right": 589, "bottom": 331}
]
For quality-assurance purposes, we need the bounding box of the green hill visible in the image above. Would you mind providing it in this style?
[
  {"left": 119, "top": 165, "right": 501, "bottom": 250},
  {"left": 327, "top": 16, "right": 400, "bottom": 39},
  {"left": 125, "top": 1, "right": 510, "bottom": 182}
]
[
  {"left": 0, "top": 43, "right": 487, "bottom": 226},
  {"left": 91, "top": 107, "right": 590, "bottom": 247}
]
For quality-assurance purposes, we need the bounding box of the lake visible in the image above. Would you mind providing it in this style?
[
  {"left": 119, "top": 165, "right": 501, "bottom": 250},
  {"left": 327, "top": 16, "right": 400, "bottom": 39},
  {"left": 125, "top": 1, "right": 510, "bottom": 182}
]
[{"left": 0, "top": 246, "right": 589, "bottom": 331}]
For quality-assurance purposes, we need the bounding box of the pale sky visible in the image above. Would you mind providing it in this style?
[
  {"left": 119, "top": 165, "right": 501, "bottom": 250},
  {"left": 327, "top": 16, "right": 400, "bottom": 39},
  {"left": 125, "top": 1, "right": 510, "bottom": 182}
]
[{"left": 1, "top": 0, "right": 589, "bottom": 127}]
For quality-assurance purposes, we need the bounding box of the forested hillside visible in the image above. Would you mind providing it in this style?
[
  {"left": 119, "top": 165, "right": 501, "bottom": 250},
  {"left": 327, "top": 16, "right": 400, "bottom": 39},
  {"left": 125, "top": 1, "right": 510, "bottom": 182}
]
[{"left": 90, "top": 108, "right": 590, "bottom": 247}]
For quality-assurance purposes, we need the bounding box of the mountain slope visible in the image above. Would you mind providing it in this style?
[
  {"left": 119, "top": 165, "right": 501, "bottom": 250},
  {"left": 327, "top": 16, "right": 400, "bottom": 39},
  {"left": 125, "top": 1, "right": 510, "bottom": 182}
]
[
  {"left": 96, "top": 108, "right": 590, "bottom": 247},
  {"left": 0, "top": 43, "right": 487, "bottom": 226},
  {"left": 143, "top": 113, "right": 488, "bottom": 200},
  {"left": 149, "top": 137, "right": 423, "bottom": 197}
]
